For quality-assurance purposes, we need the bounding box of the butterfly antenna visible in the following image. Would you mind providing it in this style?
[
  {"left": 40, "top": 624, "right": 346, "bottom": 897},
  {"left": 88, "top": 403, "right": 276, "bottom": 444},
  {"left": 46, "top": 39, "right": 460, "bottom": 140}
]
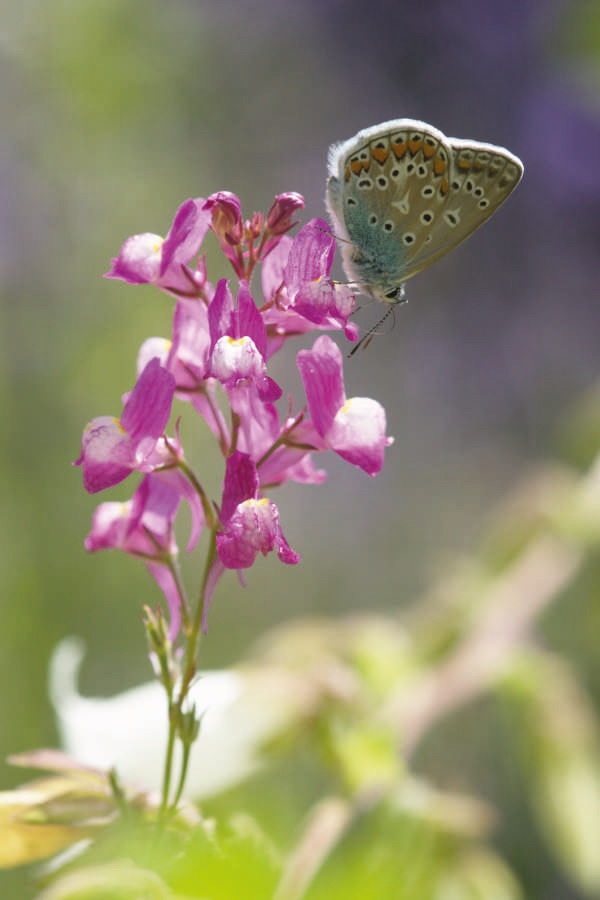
[{"left": 348, "top": 304, "right": 397, "bottom": 357}]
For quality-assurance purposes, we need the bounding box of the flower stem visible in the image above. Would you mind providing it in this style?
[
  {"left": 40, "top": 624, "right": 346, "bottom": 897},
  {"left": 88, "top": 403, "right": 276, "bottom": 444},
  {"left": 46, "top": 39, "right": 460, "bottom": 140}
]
[
  {"left": 158, "top": 529, "right": 218, "bottom": 825},
  {"left": 158, "top": 701, "right": 177, "bottom": 824}
]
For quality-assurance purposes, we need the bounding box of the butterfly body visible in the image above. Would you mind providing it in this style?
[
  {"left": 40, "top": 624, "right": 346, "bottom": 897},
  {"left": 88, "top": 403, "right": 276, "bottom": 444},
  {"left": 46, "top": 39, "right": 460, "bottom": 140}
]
[{"left": 326, "top": 118, "right": 524, "bottom": 303}]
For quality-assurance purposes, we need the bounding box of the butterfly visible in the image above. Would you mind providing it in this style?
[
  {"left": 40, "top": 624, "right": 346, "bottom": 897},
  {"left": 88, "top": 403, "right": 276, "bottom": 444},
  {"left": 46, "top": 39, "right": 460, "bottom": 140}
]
[{"left": 326, "top": 118, "right": 524, "bottom": 309}]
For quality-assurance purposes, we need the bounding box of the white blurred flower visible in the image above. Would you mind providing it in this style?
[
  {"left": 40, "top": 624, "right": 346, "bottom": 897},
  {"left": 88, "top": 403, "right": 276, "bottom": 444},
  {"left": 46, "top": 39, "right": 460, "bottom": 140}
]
[{"left": 49, "top": 638, "right": 293, "bottom": 799}]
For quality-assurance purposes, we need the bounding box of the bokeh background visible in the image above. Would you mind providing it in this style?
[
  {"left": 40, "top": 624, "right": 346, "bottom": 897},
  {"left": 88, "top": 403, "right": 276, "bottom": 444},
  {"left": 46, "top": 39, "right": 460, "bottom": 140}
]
[{"left": 2, "top": 0, "right": 600, "bottom": 896}]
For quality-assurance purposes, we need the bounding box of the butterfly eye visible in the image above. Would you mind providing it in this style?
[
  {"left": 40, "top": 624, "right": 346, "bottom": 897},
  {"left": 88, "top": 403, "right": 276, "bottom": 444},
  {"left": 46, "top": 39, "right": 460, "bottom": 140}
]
[{"left": 384, "top": 286, "right": 402, "bottom": 301}]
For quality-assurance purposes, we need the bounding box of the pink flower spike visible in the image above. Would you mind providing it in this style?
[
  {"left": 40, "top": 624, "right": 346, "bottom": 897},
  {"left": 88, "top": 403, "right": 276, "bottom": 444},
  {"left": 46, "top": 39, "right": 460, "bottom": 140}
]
[
  {"left": 297, "top": 335, "right": 392, "bottom": 477},
  {"left": 75, "top": 358, "right": 175, "bottom": 493}
]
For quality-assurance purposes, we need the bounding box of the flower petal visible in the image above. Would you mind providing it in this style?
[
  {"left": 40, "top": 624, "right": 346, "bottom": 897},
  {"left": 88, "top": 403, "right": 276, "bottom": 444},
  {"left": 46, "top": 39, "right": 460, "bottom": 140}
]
[
  {"left": 120, "top": 358, "right": 175, "bottom": 444},
  {"left": 328, "top": 397, "right": 390, "bottom": 476},
  {"left": 297, "top": 335, "right": 346, "bottom": 437},
  {"left": 220, "top": 451, "right": 259, "bottom": 524}
]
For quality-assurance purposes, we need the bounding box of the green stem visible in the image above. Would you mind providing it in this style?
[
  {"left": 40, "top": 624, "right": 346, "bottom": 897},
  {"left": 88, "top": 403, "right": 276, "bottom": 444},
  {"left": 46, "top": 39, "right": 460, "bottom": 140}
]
[
  {"left": 204, "top": 388, "right": 230, "bottom": 457},
  {"left": 166, "top": 555, "right": 192, "bottom": 634},
  {"left": 177, "top": 457, "right": 218, "bottom": 531},
  {"left": 256, "top": 410, "right": 306, "bottom": 470},
  {"left": 158, "top": 529, "right": 219, "bottom": 825},
  {"left": 158, "top": 701, "right": 177, "bottom": 824},
  {"left": 170, "top": 733, "right": 193, "bottom": 812},
  {"left": 179, "top": 529, "right": 218, "bottom": 700}
]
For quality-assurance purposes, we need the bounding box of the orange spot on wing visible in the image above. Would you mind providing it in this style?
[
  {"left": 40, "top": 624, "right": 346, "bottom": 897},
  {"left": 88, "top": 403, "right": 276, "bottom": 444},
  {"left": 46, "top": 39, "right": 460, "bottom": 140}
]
[
  {"left": 423, "top": 143, "right": 436, "bottom": 159},
  {"left": 351, "top": 158, "right": 370, "bottom": 175},
  {"left": 371, "top": 145, "right": 389, "bottom": 164},
  {"left": 456, "top": 157, "right": 472, "bottom": 170},
  {"left": 440, "top": 178, "right": 449, "bottom": 196},
  {"left": 408, "top": 138, "right": 423, "bottom": 155},
  {"left": 391, "top": 139, "right": 407, "bottom": 159},
  {"left": 433, "top": 156, "right": 446, "bottom": 176}
]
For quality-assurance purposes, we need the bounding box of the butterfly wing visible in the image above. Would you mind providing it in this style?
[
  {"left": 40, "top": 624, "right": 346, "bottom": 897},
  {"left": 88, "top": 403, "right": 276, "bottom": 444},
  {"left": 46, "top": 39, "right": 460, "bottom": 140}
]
[
  {"left": 326, "top": 119, "right": 523, "bottom": 300},
  {"left": 402, "top": 135, "right": 524, "bottom": 278}
]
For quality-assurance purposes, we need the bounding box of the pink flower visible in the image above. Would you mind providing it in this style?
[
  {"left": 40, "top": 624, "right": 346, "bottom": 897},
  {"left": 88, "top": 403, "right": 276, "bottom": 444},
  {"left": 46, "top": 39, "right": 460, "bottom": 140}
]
[
  {"left": 231, "top": 393, "right": 326, "bottom": 488},
  {"left": 260, "top": 220, "right": 358, "bottom": 348},
  {"left": 105, "top": 198, "right": 213, "bottom": 297},
  {"left": 261, "top": 192, "right": 306, "bottom": 259},
  {"left": 85, "top": 474, "right": 201, "bottom": 638},
  {"left": 75, "top": 358, "right": 176, "bottom": 493},
  {"left": 85, "top": 476, "right": 178, "bottom": 557},
  {"left": 201, "top": 452, "right": 300, "bottom": 631},
  {"left": 208, "top": 191, "right": 244, "bottom": 275},
  {"left": 160, "top": 299, "right": 228, "bottom": 443},
  {"left": 136, "top": 337, "right": 171, "bottom": 373},
  {"left": 85, "top": 187, "right": 393, "bottom": 636},
  {"left": 218, "top": 495, "right": 298, "bottom": 569},
  {"left": 208, "top": 280, "right": 282, "bottom": 403},
  {"left": 283, "top": 219, "right": 358, "bottom": 340},
  {"left": 167, "top": 299, "right": 211, "bottom": 389},
  {"left": 105, "top": 232, "right": 164, "bottom": 285},
  {"left": 297, "top": 335, "right": 392, "bottom": 476},
  {"left": 216, "top": 451, "right": 299, "bottom": 569},
  {"left": 265, "top": 192, "right": 305, "bottom": 236}
]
